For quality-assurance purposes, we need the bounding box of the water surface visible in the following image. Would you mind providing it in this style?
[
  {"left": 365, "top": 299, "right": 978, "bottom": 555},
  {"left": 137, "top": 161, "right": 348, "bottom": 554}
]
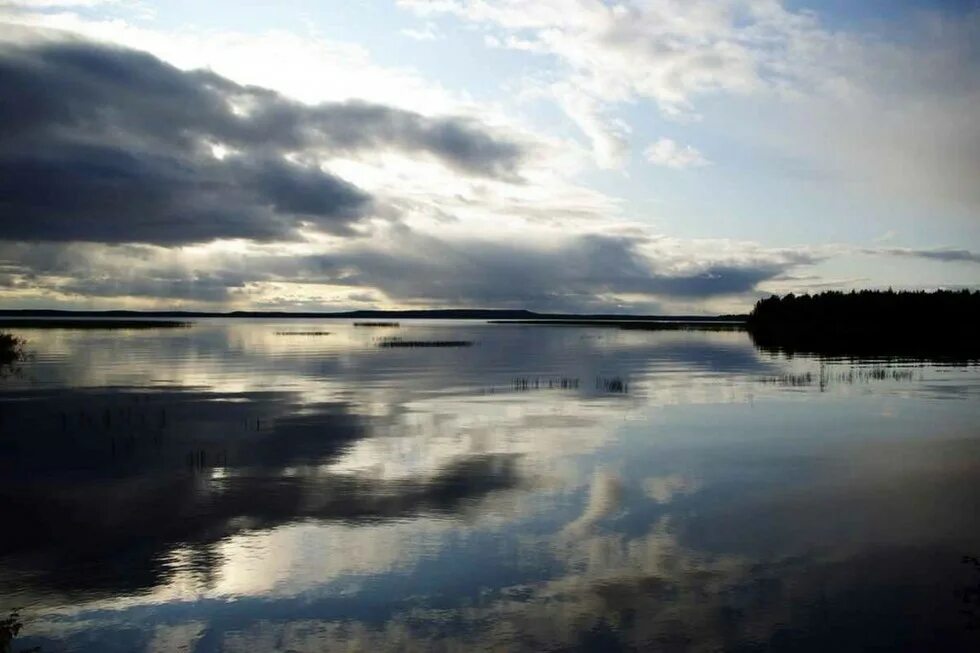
[{"left": 1, "top": 320, "right": 979, "bottom": 651}]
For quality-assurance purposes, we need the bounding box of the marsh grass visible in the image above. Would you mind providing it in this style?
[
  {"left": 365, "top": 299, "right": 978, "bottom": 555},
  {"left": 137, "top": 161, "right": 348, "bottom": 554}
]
[
  {"left": 275, "top": 331, "right": 332, "bottom": 336},
  {"left": 512, "top": 376, "right": 580, "bottom": 391},
  {"left": 596, "top": 376, "right": 629, "bottom": 393},
  {"left": 354, "top": 322, "right": 400, "bottom": 327},
  {"left": 0, "top": 332, "right": 24, "bottom": 367},
  {"left": 377, "top": 337, "right": 473, "bottom": 348},
  {"left": 1, "top": 608, "right": 40, "bottom": 653},
  {"left": 761, "top": 366, "right": 918, "bottom": 388}
]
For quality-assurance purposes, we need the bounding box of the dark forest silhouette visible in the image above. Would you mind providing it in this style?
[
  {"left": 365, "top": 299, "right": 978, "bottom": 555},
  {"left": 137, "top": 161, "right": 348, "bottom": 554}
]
[{"left": 748, "top": 289, "right": 980, "bottom": 359}]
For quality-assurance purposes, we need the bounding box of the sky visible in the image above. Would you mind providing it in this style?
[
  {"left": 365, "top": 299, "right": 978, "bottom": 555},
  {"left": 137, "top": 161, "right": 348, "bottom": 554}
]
[{"left": 0, "top": 0, "right": 977, "bottom": 314}]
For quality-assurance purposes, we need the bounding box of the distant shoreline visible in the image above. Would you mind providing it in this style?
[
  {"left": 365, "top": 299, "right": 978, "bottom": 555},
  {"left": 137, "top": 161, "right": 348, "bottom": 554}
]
[
  {"left": 488, "top": 319, "right": 745, "bottom": 330},
  {"left": 1, "top": 291, "right": 976, "bottom": 361},
  {"left": 0, "top": 308, "right": 746, "bottom": 322},
  {"left": 0, "top": 318, "right": 189, "bottom": 329}
]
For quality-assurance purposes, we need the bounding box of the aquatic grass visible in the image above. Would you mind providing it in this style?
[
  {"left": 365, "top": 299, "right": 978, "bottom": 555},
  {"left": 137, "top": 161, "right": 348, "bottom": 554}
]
[
  {"left": 761, "top": 372, "right": 816, "bottom": 387},
  {"left": 1, "top": 609, "right": 28, "bottom": 653},
  {"left": 596, "top": 376, "right": 629, "bottom": 393},
  {"left": 761, "top": 366, "right": 918, "bottom": 387},
  {"left": 275, "top": 331, "right": 332, "bottom": 336},
  {"left": 0, "top": 332, "right": 24, "bottom": 367},
  {"left": 354, "top": 321, "right": 400, "bottom": 327},
  {"left": 512, "top": 376, "right": 580, "bottom": 391},
  {"left": 376, "top": 337, "right": 473, "bottom": 348},
  {"left": 0, "top": 333, "right": 27, "bottom": 377}
]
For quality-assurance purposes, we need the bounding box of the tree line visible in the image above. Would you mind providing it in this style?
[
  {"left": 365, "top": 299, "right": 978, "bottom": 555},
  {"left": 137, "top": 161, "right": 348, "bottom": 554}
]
[{"left": 747, "top": 289, "right": 980, "bottom": 359}]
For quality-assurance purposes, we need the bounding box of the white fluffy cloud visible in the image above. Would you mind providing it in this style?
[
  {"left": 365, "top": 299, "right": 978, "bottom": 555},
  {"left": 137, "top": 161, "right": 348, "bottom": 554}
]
[
  {"left": 644, "top": 138, "right": 710, "bottom": 169},
  {"left": 399, "top": 0, "right": 824, "bottom": 165},
  {"left": 400, "top": 0, "right": 980, "bottom": 217}
]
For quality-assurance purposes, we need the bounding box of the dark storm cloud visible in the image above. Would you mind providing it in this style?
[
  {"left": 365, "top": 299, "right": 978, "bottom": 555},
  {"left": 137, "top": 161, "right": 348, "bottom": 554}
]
[
  {"left": 872, "top": 247, "right": 980, "bottom": 264},
  {"left": 0, "top": 231, "right": 815, "bottom": 308},
  {"left": 0, "top": 144, "right": 370, "bottom": 244},
  {"left": 290, "top": 231, "right": 815, "bottom": 308},
  {"left": 56, "top": 274, "right": 241, "bottom": 302},
  {"left": 646, "top": 264, "right": 790, "bottom": 297},
  {"left": 0, "top": 38, "right": 527, "bottom": 244},
  {"left": 0, "top": 241, "right": 243, "bottom": 301}
]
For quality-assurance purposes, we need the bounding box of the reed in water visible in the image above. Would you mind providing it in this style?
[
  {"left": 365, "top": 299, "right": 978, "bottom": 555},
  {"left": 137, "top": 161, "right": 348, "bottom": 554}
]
[
  {"left": 0, "top": 332, "right": 23, "bottom": 367},
  {"left": 377, "top": 337, "right": 473, "bottom": 348}
]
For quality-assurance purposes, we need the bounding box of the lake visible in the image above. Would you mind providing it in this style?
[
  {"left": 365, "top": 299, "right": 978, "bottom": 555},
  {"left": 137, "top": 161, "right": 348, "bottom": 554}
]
[{"left": 1, "top": 320, "right": 979, "bottom": 652}]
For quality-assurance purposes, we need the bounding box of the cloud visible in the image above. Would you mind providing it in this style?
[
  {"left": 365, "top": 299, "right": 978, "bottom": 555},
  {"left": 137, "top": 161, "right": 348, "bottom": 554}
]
[
  {"left": 54, "top": 273, "right": 242, "bottom": 302},
  {"left": 551, "top": 82, "right": 631, "bottom": 169},
  {"left": 0, "top": 37, "right": 529, "bottom": 245},
  {"left": 401, "top": 22, "right": 442, "bottom": 41},
  {"left": 872, "top": 247, "right": 980, "bottom": 264},
  {"left": 399, "top": 1, "right": 980, "bottom": 214},
  {"left": 399, "top": 0, "right": 804, "bottom": 165},
  {"left": 3, "top": 0, "right": 119, "bottom": 6},
  {"left": 0, "top": 15, "right": 848, "bottom": 313},
  {"left": 0, "top": 7, "right": 467, "bottom": 114},
  {"left": 273, "top": 228, "right": 819, "bottom": 309},
  {"left": 562, "top": 469, "right": 623, "bottom": 537},
  {"left": 0, "top": 229, "right": 819, "bottom": 311},
  {"left": 644, "top": 138, "right": 710, "bottom": 169},
  {"left": 0, "top": 144, "right": 371, "bottom": 245}
]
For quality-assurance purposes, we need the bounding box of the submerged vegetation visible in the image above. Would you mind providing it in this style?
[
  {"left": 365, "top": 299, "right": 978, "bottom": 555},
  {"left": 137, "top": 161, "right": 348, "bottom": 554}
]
[{"left": 748, "top": 289, "right": 980, "bottom": 360}]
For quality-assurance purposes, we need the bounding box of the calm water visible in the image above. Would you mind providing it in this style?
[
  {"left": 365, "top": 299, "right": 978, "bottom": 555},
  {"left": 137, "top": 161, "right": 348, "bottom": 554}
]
[{"left": 1, "top": 320, "right": 979, "bottom": 652}]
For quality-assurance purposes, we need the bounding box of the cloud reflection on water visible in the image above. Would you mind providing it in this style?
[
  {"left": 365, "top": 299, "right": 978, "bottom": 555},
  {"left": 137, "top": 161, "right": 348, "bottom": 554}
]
[{"left": 0, "top": 321, "right": 978, "bottom": 651}]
